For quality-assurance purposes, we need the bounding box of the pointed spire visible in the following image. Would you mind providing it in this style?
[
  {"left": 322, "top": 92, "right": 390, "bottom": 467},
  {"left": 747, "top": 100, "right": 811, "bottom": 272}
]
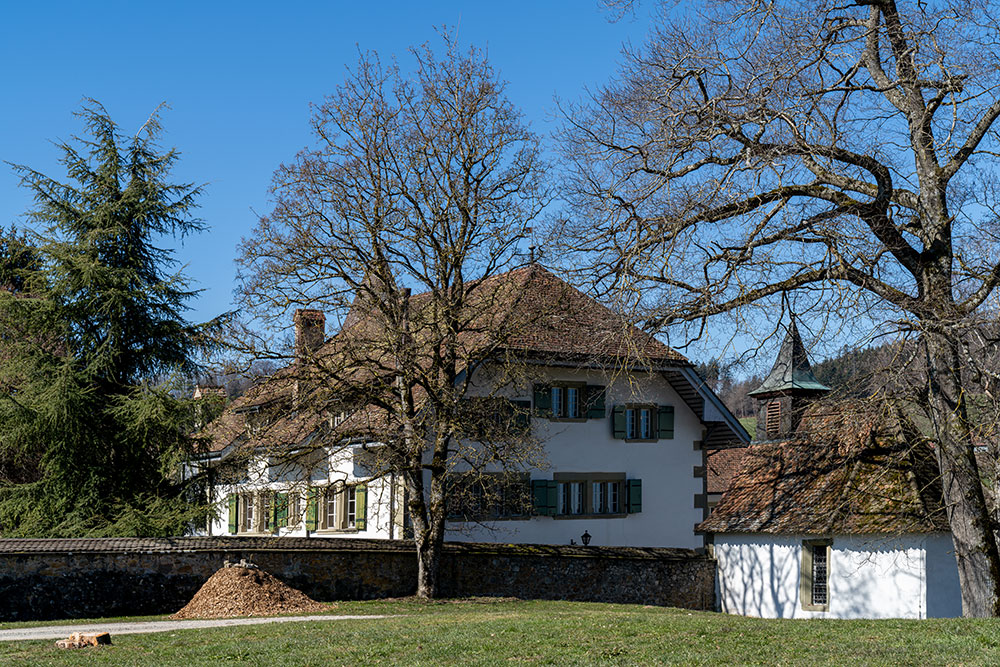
[{"left": 748, "top": 319, "right": 831, "bottom": 397}]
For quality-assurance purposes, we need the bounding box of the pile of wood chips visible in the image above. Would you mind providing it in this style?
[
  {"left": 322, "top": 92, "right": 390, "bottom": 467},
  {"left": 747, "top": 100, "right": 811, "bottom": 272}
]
[{"left": 171, "top": 564, "right": 330, "bottom": 619}]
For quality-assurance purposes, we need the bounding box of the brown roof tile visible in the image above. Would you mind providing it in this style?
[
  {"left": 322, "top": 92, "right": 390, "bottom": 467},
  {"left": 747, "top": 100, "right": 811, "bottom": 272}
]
[
  {"left": 203, "top": 265, "right": 687, "bottom": 454},
  {"left": 698, "top": 401, "right": 949, "bottom": 535},
  {"left": 705, "top": 447, "right": 748, "bottom": 495}
]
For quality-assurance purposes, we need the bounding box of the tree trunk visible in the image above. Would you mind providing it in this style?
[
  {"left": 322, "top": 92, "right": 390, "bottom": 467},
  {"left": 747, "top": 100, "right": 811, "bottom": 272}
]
[
  {"left": 925, "top": 331, "right": 1000, "bottom": 616},
  {"left": 415, "top": 528, "right": 444, "bottom": 599},
  {"left": 404, "top": 467, "right": 446, "bottom": 599}
]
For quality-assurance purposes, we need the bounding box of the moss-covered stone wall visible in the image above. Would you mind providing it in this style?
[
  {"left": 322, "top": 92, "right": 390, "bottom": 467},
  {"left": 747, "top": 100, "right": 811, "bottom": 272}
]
[{"left": 0, "top": 537, "right": 713, "bottom": 621}]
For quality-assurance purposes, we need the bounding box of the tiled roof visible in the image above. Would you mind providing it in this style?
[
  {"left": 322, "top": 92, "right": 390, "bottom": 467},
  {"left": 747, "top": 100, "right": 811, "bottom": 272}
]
[
  {"left": 705, "top": 447, "right": 748, "bottom": 494},
  {"left": 493, "top": 265, "right": 686, "bottom": 363},
  {"left": 698, "top": 401, "right": 949, "bottom": 535},
  {"left": 202, "top": 265, "right": 687, "bottom": 454}
]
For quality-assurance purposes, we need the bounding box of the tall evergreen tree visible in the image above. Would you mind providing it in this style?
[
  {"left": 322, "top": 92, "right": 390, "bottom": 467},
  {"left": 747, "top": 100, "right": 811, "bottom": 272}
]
[{"left": 0, "top": 101, "right": 214, "bottom": 536}]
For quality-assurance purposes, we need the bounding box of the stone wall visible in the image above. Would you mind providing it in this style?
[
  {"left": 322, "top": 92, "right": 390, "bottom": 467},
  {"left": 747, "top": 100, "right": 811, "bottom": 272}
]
[{"left": 0, "top": 537, "right": 714, "bottom": 621}]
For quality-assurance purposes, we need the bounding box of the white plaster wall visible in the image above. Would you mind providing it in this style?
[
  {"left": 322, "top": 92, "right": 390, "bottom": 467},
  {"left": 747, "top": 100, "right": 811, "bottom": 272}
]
[
  {"left": 205, "top": 363, "right": 711, "bottom": 549},
  {"left": 445, "top": 366, "right": 705, "bottom": 548},
  {"left": 713, "top": 533, "right": 961, "bottom": 619},
  {"left": 206, "top": 448, "right": 401, "bottom": 540}
]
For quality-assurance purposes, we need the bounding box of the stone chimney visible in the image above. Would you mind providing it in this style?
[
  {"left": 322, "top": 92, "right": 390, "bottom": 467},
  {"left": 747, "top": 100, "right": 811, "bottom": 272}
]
[{"left": 294, "top": 309, "right": 326, "bottom": 361}]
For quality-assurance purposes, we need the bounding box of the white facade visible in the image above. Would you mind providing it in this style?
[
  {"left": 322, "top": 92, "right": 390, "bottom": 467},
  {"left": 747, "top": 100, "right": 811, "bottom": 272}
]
[
  {"left": 713, "top": 533, "right": 963, "bottom": 619},
  {"left": 446, "top": 367, "right": 705, "bottom": 548},
  {"left": 206, "top": 363, "right": 736, "bottom": 549}
]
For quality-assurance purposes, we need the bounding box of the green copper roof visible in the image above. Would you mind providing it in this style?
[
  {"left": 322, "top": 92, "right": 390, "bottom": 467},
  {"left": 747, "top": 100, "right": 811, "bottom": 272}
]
[{"left": 748, "top": 320, "right": 831, "bottom": 396}]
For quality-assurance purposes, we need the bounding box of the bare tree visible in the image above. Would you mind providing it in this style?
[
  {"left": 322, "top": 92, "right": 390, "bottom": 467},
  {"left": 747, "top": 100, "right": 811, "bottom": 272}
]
[
  {"left": 234, "top": 36, "right": 550, "bottom": 597},
  {"left": 561, "top": 0, "right": 1000, "bottom": 616}
]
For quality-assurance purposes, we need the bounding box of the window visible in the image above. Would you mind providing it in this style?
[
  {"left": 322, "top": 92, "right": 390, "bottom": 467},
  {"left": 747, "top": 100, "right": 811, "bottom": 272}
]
[
  {"left": 625, "top": 407, "right": 652, "bottom": 439},
  {"left": 241, "top": 493, "right": 256, "bottom": 533},
  {"left": 317, "top": 484, "right": 368, "bottom": 531},
  {"left": 613, "top": 404, "right": 673, "bottom": 441},
  {"left": 262, "top": 493, "right": 274, "bottom": 532},
  {"left": 290, "top": 493, "right": 302, "bottom": 527},
  {"left": 566, "top": 387, "right": 580, "bottom": 419},
  {"left": 534, "top": 383, "right": 606, "bottom": 421},
  {"left": 592, "top": 480, "right": 622, "bottom": 514},
  {"left": 447, "top": 473, "right": 531, "bottom": 521},
  {"left": 228, "top": 491, "right": 289, "bottom": 534},
  {"left": 536, "top": 474, "right": 636, "bottom": 517},
  {"left": 324, "top": 489, "right": 338, "bottom": 529},
  {"left": 461, "top": 397, "right": 532, "bottom": 440},
  {"left": 559, "top": 481, "right": 585, "bottom": 515},
  {"left": 345, "top": 486, "right": 357, "bottom": 529},
  {"left": 550, "top": 385, "right": 581, "bottom": 419},
  {"left": 800, "top": 539, "right": 832, "bottom": 611}
]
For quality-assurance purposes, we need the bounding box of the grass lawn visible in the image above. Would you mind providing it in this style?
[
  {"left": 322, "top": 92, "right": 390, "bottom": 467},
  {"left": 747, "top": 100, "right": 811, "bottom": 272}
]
[{"left": 2, "top": 598, "right": 1000, "bottom": 666}]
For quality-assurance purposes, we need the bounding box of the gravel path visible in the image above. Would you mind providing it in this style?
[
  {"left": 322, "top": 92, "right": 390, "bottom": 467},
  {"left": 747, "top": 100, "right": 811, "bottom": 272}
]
[{"left": 0, "top": 614, "right": 392, "bottom": 641}]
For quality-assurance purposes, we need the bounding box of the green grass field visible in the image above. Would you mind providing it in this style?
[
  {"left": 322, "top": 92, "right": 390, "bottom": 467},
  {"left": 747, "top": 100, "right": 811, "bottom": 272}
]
[{"left": 3, "top": 598, "right": 1000, "bottom": 666}]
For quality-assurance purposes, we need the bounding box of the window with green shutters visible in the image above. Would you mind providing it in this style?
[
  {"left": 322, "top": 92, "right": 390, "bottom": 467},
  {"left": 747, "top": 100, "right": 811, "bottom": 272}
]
[
  {"left": 612, "top": 405, "right": 674, "bottom": 441},
  {"left": 462, "top": 397, "right": 533, "bottom": 439},
  {"left": 314, "top": 483, "right": 369, "bottom": 531},
  {"left": 532, "top": 475, "right": 640, "bottom": 517},
  {"left": 447, "top": 473, "right": 531, "bottom": 520},
  {"left": 533, "top": 383, "right": 606, "bottom": 421}
]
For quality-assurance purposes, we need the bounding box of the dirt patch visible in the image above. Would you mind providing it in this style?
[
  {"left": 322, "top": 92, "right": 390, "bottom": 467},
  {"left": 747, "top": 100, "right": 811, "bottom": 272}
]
[{"left": 171, "top": 565, "right": 331, "bottom": 619}]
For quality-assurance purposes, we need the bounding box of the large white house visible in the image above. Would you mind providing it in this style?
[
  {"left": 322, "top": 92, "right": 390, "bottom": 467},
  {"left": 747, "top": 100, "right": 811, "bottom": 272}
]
[
  {"left": 698, "top": 323, "right": 963, "bottom": 619},
  {"left": 196, "top": 265, "right": 749, "bottom": 549}
]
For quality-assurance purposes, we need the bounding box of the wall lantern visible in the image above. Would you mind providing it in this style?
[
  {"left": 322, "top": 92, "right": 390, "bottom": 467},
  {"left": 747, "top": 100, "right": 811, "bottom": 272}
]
[{"left": 581, "top": 530, "right": 592, "bottom": 546}]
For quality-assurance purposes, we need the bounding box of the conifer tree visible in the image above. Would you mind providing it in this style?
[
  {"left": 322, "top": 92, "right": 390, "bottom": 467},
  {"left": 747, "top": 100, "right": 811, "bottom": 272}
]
[{"left": 0, "top": 101, "right": 215, "bottom": 536}]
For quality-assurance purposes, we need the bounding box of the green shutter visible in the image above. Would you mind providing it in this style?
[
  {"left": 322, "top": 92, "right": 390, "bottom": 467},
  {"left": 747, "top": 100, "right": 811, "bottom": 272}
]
[
  {"left": 612, "top": 405, "right": 626, "bottom": 439},
  {"left": 306, "top": 488, "right": 319, "bottom": 531},
  {"left": 547, "top": 480, "right": 558, "bottom": 514},
  {"left": 355, "top": 484, "right": 368, "bottom": 530},
  {"left": 275, "top": 492, "right": 288, "bottom": 528},
  {"left": 657, "top": 405, "right": 675, "bottom": 440},
  {"left": 533, "top": 384, "right": 551, "bottom": 416},
  {"left": 512, "top": 399, "right": 532, "bottom": 432},
  {"left": 532, "top": 479, "right": 557, "bottom": 516},
  {"left": 585, "top": 385, "right": 606, "bottom": 419},
  {"left": 228, "top": 493, "right": 238, "bottom": 534},
  {"left": 627, "top": 479, "right": 642, "bottom": 513}
]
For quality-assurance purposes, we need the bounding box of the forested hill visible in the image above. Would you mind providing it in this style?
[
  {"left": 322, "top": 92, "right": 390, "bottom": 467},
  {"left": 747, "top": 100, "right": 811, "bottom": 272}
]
[{"left": 698, "top": 341, "right": 904, "bottom": 419}]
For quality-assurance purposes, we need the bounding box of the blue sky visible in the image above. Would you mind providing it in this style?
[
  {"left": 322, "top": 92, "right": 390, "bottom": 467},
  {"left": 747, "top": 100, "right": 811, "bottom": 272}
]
[{"left": 1, "top": 1, "right": 655, "bottom": 326}]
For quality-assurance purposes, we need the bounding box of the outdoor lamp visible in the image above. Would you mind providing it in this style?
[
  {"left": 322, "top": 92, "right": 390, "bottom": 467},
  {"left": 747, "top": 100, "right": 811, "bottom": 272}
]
[{"left": 581, "top": 530, "right": 592, "bottom": 546}]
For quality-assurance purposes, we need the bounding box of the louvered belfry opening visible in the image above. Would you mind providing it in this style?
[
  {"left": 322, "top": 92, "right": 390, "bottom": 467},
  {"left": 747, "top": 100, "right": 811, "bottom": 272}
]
[
  {"left": 748, "top": 319, "right": 831, "bottom": 442},
  {"left": 765, "top": 401, "right": 782, "bottom": 438}
]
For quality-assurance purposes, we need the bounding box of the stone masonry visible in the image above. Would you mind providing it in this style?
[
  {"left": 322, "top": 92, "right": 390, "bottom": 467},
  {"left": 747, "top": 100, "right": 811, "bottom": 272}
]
[{"left": 0, "top": 537, "right": 714, "bottom": 621}]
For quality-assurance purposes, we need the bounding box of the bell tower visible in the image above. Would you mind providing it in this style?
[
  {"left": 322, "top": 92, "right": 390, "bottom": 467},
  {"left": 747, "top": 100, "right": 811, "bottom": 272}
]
[{"left": 748, "top": 319, "right": 830, "bottom": 441}]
